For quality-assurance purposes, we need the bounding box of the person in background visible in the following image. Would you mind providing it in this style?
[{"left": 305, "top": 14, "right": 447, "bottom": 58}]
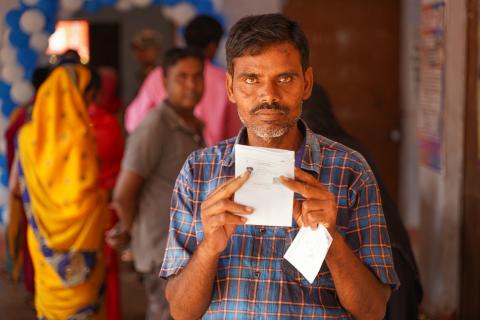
[
  {"left": 124, "top": 15, "right": 241, "bottom": 145},
  {"left": 108, "top": 47, "right": 205, "bottom": 320},
  {"left": 10, "top": 64, "right": 109, "bottom": 319},
  {"left": 5, "top": 66, "right": 50, "bottom": 303},
  {"left": 302, "top": 83, "right": 423, "bottom": 320},
  {"left": 131, "top": 29, "right": 162, "bottom": 88},
  {"left": 88, "top": 67, "right": 125, "bottom": 320}
]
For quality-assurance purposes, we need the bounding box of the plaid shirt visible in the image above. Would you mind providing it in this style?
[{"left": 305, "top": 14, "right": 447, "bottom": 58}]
[{"left": 160, "top": 122, "right": 399, "bottom": 319}]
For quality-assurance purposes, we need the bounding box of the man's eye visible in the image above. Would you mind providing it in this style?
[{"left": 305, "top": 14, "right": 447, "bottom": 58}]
[
  {"left": 245, "top": 77, "right": 257, "bottom": 84},
  {"left": 279, "top": 75, "right": 292, "bottom": 83}
]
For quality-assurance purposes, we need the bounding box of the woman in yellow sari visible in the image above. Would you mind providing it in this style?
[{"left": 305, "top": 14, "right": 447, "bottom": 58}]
[{"left": 14, "top": 64, "right": 108, "bottom": 319}]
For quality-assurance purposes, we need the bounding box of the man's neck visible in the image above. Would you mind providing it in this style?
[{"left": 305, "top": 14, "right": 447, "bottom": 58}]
[
  {"left": 167, "top": 100, "right": 200, "bottom": 129},
  {"left": 246, "top": 126, "right": 303, "bottom": 151}
]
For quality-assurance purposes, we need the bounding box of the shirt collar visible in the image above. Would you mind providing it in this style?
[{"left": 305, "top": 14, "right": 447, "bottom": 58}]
[
  {"left": 222, "top": 120, "right": 321, "bottom": 174},
  {"left": 162, "top": 100, "right": 204, "bottom": 134}
]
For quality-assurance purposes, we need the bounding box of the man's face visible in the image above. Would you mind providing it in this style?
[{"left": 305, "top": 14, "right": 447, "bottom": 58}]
[
  {"left": 133, "top": 47, "right": 159, "bottom": 67},
  {"left": 164, "top": 57, "right": 204, "bottom": 110},
  {"left": 227, "top": 42, "right": 313, "bottom": 141}
]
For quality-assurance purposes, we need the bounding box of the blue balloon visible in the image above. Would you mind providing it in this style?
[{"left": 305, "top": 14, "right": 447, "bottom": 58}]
[
  {"left": 196, "top": 1, "right": 214, "bottom": 13},
  {"left": 36, "top": 0, "right": 58, "bottom": 19},
  {"left": 83, "top": 0, "right": 101, "bottom": 13},
  {"left": 5, "top": 9, "right": 23, "bottom": 29},
  {"left": 0, "top": 154, "right": 8, "bottom": 188},
  {"left": 0, "top": 82, "right": 11, "bottom": 97},
  {"left": 9, "top": 29, "right": 30, "bottom": 48},
  {"left": 162, "top": 0, "right": 179, "bottom": 5},
  {"left": 17, "top": 47, "right": 38, "bottom": 69},
  {"left": 100, "top": 0, "right": 117, "bottom": 5},
  {"left": 24, "top": 67, "right": 35, "bottom": 80},
  {"left": 1, "top": 95, "right": 17, "bottom": 117},
  {"left": 45, "top": 18, "right": 57, "bottom": 34}
]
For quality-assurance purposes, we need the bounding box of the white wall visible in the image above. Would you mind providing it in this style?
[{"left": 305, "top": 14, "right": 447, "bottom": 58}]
[{"left": 400, "top": 0, "right": 466, "bottom": 316}]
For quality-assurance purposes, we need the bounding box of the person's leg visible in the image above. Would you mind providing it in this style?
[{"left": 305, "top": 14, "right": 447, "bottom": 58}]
[{"left": 143, "top": 271, "right": 170, "bottom": 320}]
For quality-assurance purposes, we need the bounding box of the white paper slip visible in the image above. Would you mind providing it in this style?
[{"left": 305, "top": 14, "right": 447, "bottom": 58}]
[
  {"left": 283, "top": 225, "right": 333, "bottom": 284},
  {"left": 234, "top": 144, "right": 294, "bottom": 227}
]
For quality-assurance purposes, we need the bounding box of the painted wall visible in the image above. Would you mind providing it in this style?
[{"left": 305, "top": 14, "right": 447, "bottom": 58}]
[
  {"left": 400, "top": 0, "right": 466, "bottom": 316},
  {"left": 77, "top": 6, "right": 173, "bottom": 104}
]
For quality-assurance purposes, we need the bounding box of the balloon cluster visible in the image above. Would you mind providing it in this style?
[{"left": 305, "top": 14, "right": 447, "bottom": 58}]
[
  {"left": 0, "top": 0, "right": 224, "bottom": 212},
  {"left": 0, "top": 0, "right": 223, "bottom": 118}
]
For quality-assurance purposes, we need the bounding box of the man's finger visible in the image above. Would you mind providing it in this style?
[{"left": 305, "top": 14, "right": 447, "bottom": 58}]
[
  {"left": 207, "top": 169, "right": 251, "bottom": 204},
  {"left": 294, "top": 168, "right": 322, "bottom": 188},
  {"left": 293, "top": 200, "right": 304, "bottom": 227},
  {"left": 208, "top": 212, "right": 247, "bottom": 228},
  {"left": 279, "top": 176, "right": 329, "bottom": 199},
  {"left": 204, "top": 199, "right": 254, "bottom": 216}
]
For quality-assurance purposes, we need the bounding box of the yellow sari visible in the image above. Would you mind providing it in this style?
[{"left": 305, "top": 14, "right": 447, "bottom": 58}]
[{"left": 17, "top": 65, "right": 108, "bottom": 319}]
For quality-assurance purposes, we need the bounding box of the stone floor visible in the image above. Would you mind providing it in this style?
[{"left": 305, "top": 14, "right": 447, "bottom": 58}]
[{"left": 0, "top": 261, "right": 148, "bottom": 319}]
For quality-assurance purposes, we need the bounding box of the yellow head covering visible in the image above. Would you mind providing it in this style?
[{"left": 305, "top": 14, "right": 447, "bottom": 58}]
[{"left": 18, "top": 65, "right": 107, "bottom": 251}]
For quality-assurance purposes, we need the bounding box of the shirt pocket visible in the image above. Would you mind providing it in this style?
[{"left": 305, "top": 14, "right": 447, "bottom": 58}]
[{"left": 281, "top": 226, "right": 334, "bottom": 288}]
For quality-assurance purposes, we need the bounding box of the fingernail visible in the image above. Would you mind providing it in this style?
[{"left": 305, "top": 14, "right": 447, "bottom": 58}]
[
  {"left": 246, "top": 207, "right": 253, "bottom": 212},
  {"left": 246, "top": 167, "right": 253, "bottom": 173},
  {"left": 241, "top": 217, "right": 247, "bottom": 223}
]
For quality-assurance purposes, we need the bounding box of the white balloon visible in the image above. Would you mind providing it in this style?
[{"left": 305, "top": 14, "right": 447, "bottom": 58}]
[
  {"left": 0, "top": 45, "right": 17, "bottom": 64},
  {"left": 116, "top": 0, "right": 133, "bottom": 12},
  {"left": 162, "top": 3, "right": 197, "bottom": 26},
  {"left": 1, "top": 64, "right": 24, "bottom": 83},
  {"left": 11, "top": 80, "right": 34, "bottom": 105},
  {"left": 212, "top": 0, "right": 224, "bottom": 11},
  {"left": 131, "top": 0, "right": 152, "bottom": 8},
  {"left": 22, "top": 0, "right": 39, "bottom": 5},
  {"left": 29, "top": 31, "right": 50, "bottom": 52},
  {"left": 20, "top": 9, "right": 46, "bottom": 34},
  {"left": 60, "top": 0, "right": 85, "bottom": 13}
]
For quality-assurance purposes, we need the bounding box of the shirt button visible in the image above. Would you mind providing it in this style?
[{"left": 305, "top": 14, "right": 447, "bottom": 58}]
[
  {"left": 254, "top": 271, "right": 260, "bottom": 278},
  {"left": 259, "top": 228, "right": 266, "bottom": 234}
]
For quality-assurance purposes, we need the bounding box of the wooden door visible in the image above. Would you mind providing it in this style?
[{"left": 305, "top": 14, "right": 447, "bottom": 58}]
[
  {"left": 460, "top": 0, "right": 480, "bottom": 317},
  {"left": 285, "top": 0, "right": 401, "bottom": 201}
]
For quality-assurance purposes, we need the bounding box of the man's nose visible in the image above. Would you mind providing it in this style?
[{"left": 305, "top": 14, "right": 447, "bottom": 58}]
[{"left": 258, "top": 80, "right": 280, "bottom": 103}]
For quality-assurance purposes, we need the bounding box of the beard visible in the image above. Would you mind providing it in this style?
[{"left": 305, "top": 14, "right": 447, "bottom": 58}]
[{"left": 240, "top": 101, "right": 302, "bottom": 141}]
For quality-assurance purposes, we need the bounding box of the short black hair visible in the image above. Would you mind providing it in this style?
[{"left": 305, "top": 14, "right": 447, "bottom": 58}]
[
  {"left": 226, "top": 14, "right": 310, "bottom": 75},
  {"left": 31, "top": 66, "right": 51, "bottom": 91},
  {"left": 162, "top": 47, "right": 204, "bottom": 75},
  {"left": 184, "top": 15, "right": 223, "bottom": 50},
  {"left": 85, "top": 66, "right": 101, "bottom": 94}
]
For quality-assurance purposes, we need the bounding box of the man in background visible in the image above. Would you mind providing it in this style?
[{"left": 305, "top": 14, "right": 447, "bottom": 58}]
[
  {"left": 108, "top": 47, "right": 205, "bottom": 320},
  {"left": 131, "top": 29, "right": 162, "bottom": 86},
  {"left": 124, "top": 15, "right": 241, "bottom": 145}
]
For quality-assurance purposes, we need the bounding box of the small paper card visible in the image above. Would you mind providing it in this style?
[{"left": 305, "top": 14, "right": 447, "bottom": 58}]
[{"left": 283, "top": 225, "right": 333, "bottom": 284}]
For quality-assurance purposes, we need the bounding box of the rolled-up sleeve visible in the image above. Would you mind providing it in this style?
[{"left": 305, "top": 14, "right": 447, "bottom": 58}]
[
  {"left": 159, "top": 155, "right": 198, "bottom": 279},
  {"left": 346, "top": 163, "right": 400, "bottom": 290}
]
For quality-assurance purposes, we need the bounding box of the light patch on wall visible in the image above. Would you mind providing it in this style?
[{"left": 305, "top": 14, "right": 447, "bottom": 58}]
[{"left": 47, "top": 20, "right": 90, "bottom": 64}]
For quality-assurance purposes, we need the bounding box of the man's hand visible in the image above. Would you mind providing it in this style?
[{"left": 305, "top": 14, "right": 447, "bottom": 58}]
[
  {"left": 106, "top": 202, "right": 131, "bottom": 251},
  {"left": 200, "top": 169, "right": 253, "bottom": 255},
  {"left": 280, "top": 168, "right": 337, "bottom": 235}
]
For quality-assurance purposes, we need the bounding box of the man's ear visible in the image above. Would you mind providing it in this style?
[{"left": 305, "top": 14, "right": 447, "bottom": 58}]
[
  {"left": 226, "top": 71, "right": 236, "bottom": 104},
  {"left": 302, "top": 66, "right": 314, "bottom": 100}
]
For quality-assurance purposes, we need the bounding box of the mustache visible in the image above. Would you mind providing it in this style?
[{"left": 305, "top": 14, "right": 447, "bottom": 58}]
[{"left": 249, "top": 102, "right": 289, "bottom": 115}]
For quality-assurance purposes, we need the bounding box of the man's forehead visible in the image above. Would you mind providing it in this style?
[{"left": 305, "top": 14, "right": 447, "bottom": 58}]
[{"left": 232, "top": 44, "right": 303, "bottom": 73}]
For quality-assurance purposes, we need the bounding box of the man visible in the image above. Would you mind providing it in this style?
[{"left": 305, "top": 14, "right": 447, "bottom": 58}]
[
  {"left": 108, "top": 48, "right": 205, "bottom": 320},
  {"left": 124, "top": 15, "right": 241, "bottom": 145},
  {"left": 160, "top": 14, "right": 399, "bottom": 319},
  {"left": 131, "top": 29, "right": 162, "bottom": 86}
]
